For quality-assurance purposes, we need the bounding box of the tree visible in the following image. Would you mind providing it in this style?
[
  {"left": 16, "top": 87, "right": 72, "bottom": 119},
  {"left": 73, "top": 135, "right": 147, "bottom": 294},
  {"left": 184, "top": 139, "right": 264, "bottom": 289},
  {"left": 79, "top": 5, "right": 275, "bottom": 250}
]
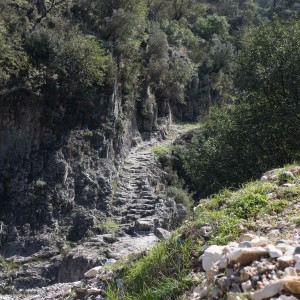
[
  {"left": 180, "top": 18, "right": 300, "bottom": 196},
  {"left": 236, "top": 18, "right": 300, "bottom": 105}
]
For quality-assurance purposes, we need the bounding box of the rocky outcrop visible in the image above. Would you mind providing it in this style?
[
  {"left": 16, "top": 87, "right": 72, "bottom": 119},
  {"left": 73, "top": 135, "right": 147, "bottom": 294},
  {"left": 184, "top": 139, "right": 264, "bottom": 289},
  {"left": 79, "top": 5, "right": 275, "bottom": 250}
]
[
  {"left": 190, "top": 234, "right": 300, "bottom": 300},
  {"left": 0, "top": 94, "right": 186, "bottom": 296}
]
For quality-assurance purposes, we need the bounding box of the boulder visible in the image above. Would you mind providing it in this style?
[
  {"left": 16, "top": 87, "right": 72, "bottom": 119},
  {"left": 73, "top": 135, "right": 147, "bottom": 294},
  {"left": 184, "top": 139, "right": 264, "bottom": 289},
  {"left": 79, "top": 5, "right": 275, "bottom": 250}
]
[
  {"left": 295, "top": 261, "right": 300, "bottom": 271},
  {"left": 294, "top": 254, "right": 300, "bottom": 262},
  {"left": 154, "top": 228, "right": 172, "bottom": 240},
  {"left": 282, "top": 276, "right": 300, "bottom": 294},
  {"left": 239, "top": 241, "right": 251, "bottom": 248},
  {"left": 277, "top": 256, "right": 295, "bottom": 269},
  {"left": 229, "top": 247, "right": 268, "bottom": 266},
  {"left": 240, "top": 234, "right": 258, "bottom": 242},
  {"left": 134, "top": 219, "right": 154, "bottom": 232},
  {"left": 250, "top": 281, "right": 284, "bottom": 300},
  {"left": 250, "top": 237, "right": 269, "bottom": 247},
  {"left": 284, "top": 267, "right": 297, "bottom": 277},
  {"left": 267, "top": 247, "right": 283, "bottom": 259},
  {"left": 241, "top": 280, "right": 252, "bottom": 292},
  {"left": 202, "top": 245, "right": 225, "bottom": 272},
  {"left": 294, "top": 246, "right": 300, "bottom": 255},
  {"left": 84, "top": 266, "right": 102, "bottom": 278},
  {"left": 87, "top": 288, "right": 103, "bottom": 296}
]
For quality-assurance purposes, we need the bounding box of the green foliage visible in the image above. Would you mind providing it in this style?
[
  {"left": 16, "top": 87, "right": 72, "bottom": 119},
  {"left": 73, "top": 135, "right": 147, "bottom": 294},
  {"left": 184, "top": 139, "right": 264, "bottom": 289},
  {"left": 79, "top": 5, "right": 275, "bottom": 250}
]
[
  {"left": 107, "top": 235, "right": 201, "bottom": 300},
  {"left": 0, "top": 27, "right": 29, "bottom": 89},
  {"left": 147, "top": 24, "right": 169, "bottom": 84},
  {"left": 291, "top": 216, "right": 300, "bottom": 227},
  {"left": 167, "top": 186, "right": 193, "bottom": 210},
  {"left": 230, "top": 191, "right": 268, "bottom": 219},
  {"left": 278, "top": 171, "right": 295, "bottom": 185},
  {"left": 236, "top": 18, "right": 300, "bottom": 105},
  {"left": 267, "top": 199, "right": 288, "bottom": 213},
  {"left": 152, "top": 145, "right": 172, "bottom": 158},
  {"left": 101, "top": 218, "right": 119, "bottom": 233},
  {"left": 195, "top": 177, "right": 282, "bottom": 245},
  {"left": 194, "top": 14, "right": 230, "bottom": 40},
  {"left": 27, "top": 28, "right": 109, "bottom": 89},
  {"left": 180, "top": 19, "right": 300, "bottom": 196}
]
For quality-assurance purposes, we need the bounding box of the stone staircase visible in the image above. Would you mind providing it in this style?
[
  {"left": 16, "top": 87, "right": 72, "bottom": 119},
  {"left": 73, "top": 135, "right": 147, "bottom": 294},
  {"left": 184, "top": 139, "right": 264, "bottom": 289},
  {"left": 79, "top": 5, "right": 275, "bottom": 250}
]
[{"left": 110, "top": 142, "right": 171, "bottom": 230}]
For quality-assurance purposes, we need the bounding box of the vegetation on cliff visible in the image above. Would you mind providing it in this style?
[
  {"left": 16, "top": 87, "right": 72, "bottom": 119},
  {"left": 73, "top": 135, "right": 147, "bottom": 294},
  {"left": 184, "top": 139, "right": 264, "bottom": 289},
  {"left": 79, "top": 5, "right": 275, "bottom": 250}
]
[
  {"left": 1, "top": 0, "right": 298, "bottom": 123},
  {"left": 1, "top": 1, "right": 300, "bottom": 298}
]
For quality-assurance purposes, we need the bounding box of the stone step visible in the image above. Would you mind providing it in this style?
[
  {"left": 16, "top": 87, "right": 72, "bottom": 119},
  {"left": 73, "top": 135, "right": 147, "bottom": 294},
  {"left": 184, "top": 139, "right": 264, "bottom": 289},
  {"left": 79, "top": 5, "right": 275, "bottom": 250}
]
[
  {"left": 127, "top": 211, "right": 155, "bottom": 219},
  {"left": 124, "top": 214, "right": 140, "bottom": 222},
  {"left": 132, "top": 199, "right": 156, "bottom": 205},
  {"left": 127, "top": 204, "right": 155, "bottom": 210},
  {"left": 114, "top": 192, "right": 130, "bottom": 198}
]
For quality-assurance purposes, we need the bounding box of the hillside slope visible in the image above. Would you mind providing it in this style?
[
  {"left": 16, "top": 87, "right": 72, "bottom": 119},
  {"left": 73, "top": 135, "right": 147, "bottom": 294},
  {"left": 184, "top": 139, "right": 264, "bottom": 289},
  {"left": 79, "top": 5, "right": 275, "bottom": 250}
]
[{"left": 103, "top": 165, "right": 300, "bottom": 300}]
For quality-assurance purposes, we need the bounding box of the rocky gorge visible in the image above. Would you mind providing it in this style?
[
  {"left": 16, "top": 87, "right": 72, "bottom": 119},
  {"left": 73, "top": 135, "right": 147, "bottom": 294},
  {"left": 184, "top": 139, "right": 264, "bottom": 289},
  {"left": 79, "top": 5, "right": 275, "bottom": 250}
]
[
  {"left": 0, "top": 98, "right": 189, "bottom": 298},
  {"left": 1, "top": 1, "right": 299, "bottom": 299}
]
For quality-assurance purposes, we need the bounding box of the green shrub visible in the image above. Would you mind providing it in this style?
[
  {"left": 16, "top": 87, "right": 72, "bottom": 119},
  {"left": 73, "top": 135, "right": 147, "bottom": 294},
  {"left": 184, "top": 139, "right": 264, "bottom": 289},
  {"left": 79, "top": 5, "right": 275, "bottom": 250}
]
[
  {"left": 83, "top": 129, "right": 93, "bottom": 138},
  {"left": 230, "top": 192, "right": 268, "bottom": 219},
  {"left": 106, "top": 235, "right": 201, "bottom": 300},
  {"left": 152, "top": 145, "right": 172, "bottom": 158},
  {"left": 101, "top": 218, "right": 119, "bottom": 233},
  {"left": 278, "top": 171, "right": 295, "bottom": 185},
  {"left": 180, "top": 19, "right": 300, "bottom": 197},
  {"left": 167, "top": 186, "right": 193, "bottom": 210}
]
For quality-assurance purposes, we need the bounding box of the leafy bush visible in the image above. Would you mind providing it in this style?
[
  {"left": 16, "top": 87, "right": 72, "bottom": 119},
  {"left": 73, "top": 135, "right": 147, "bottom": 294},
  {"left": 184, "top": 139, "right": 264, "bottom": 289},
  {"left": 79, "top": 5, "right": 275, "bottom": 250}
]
[
  {"left": 167, "top": 186, "right": 193, "bottom": 210},
  {"left": 152, "top": 145, "right": 172, "bottom": 158},
  {"left": 27, "top": 28, "right": 109, "bottom": 90},
  {"left": 230, "top": 192, "right": 268, "bottom": 219},
  {"left": 278, "top": 171, "right": 295, "bottom": 185},
  {"left": 179, "top": 19, "right": 300, "bottom": 197},
  {"left": 194, "top": 14, "right": 230, "bottom": 40}
]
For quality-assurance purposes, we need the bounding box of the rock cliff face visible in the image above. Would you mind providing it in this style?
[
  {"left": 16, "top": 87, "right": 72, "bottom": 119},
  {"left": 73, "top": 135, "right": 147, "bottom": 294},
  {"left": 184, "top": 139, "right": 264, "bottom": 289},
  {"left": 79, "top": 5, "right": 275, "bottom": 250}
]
[
  {"left": 173, "top": 71, "right": 225, "bottom": 122},
  {"left": 0, "top": 83, "right": 119, "bottom": 254},
  {"left": 0, "top": 74, "right": 189, "bottom": 294}
]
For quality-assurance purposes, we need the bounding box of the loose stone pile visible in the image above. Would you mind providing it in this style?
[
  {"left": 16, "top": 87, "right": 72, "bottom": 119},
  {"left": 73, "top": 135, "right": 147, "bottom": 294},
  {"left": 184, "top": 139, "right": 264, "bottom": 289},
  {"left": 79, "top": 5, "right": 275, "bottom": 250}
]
[{"left": 191, "top": 234, "right": 300, "bottom": 300}]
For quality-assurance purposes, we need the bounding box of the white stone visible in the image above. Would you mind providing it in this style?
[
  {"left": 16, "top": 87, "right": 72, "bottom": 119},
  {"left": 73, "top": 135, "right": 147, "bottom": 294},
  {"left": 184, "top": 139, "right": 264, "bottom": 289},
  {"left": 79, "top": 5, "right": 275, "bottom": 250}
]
[
  {"left": 250, "top": 281, "right": 284, "bottom": 300},
  {"left": 295, "top": 261, "right": 300, "bottom": 271},
  {"left": 285, "top": 247, "right": 296, "bottom": 256},
  {"left": 250, "top": 237, "right": 269, "bottom": 247},
  {"left": 283, "top": 183, "right": 295, "bottom": 187},
  {"left": 240, "top": 233, "right": 258, "bottom": 242},
  {"left": 105, "top": 258, "right": 117, "bottom": 266},
  {"left": 192, "top": 280, "right": 208, "bottom": 299},
  {"left": 267, "top": 229, "right": 280, "bottom": 236},
  {"left": 227, "top": 292, "right": 243, "bottom": 300},
  {"left": 218, "top": 255, "right": 228, "bottom": 270},
  {"left": 260, "top": 176, "right": 268, "bottom": 182},
  {"left": 294, "top": 254, "right": 300, "bottom": 262},
  {"left": 84, "top": 266, "right": 102, "bottom": 278},
  {"left": 267, "top": 247, "right": 283, "bottom": 258},
  {"left": 229, "top": 247, "right": 268, "bottom": 266},
  {"left": 282, "top": 276, "right": 300, "bottom": 294},
  {"left": 241, "top": 280, "right": 252, "bottom": 292},
  {"left": 227, "top": 242, "right": 239, "bottom": 248},
  {"left": 202, "top": 245, "right": 225, "bottom": 272},
  {"left": 277, "top": 255, "right": 295, "bottom": 269},
  {"left": 284, "top": 267, "right": 297, "bottom": 277},
  {"left": 276, "top": 243, "right": 289, "bottom": 251}
]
